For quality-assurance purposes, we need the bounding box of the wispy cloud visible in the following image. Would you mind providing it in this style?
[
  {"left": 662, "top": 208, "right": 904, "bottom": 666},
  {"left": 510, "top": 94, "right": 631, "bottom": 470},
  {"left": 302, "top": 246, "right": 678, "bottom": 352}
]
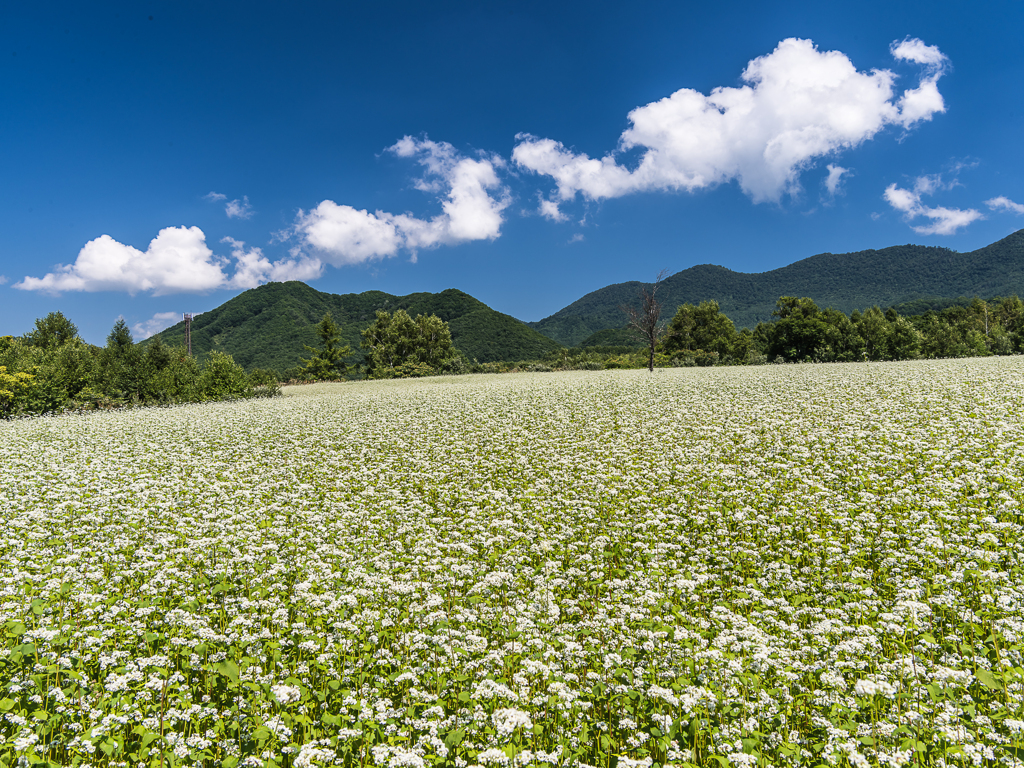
[
  {"left": 883, "top": 174, "right": 983, "bottom": 235},
  {"left": 205, "top": 191, "right": 254, "bottom": 219},
  {"left": 0, "top": 275, "right": 7, "bottom": 286},
  {"left": 538, "top": 196, "right": 568, "bottom": 222},
  {"left": 225, "top": 196, "right": 254, "bottom": 219},
  {"left": 15, "top": 227, "right": 321, "bottom": 296},
  {"left": 823, "top": 164, "right": 850, "bottom": 199},
  {"left": 133, "top": 311, "right": 181, "bottom": 340},
  {"left": 514, "top": 38, "right": 948, "bottom": 219},
  {"left": 292, "top": 136, "right": 510, "bottom": 265},
  {"left": 986, "top": 196, "right": 1024, "bottom": 215}
]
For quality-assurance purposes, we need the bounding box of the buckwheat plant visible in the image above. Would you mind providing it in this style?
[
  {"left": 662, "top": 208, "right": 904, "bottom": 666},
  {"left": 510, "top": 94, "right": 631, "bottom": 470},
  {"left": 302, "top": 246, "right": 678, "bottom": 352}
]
[{"left": 2, "top": 359, "right": 1023, "bottom": 768}]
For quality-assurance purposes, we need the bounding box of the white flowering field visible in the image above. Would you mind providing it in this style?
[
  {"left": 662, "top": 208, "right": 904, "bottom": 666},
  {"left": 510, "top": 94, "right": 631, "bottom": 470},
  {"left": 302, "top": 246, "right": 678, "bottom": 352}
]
[{"left": 3, "top": 360, "right": 1024, "bottom": 768}]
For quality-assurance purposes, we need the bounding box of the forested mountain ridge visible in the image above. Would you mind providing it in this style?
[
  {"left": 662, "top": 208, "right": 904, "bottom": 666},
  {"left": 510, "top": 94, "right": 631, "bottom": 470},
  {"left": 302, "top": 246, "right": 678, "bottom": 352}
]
[
  {"left": 531, "top": 229, "right": 1024, "bottom": 345},
  {"left": 147, "top": 282, "right": 561, "bottom": 373}
]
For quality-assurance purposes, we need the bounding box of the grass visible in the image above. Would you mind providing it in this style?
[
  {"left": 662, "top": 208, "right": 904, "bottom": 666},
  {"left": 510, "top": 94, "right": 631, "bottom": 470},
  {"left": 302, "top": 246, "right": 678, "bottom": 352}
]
[{"left": 2, "top": 360, "right": 1024, "bottom": 768}]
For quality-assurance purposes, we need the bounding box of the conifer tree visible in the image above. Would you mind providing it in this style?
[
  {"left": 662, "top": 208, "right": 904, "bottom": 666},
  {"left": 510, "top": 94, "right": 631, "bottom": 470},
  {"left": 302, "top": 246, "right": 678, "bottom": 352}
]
[{"left": 299, "top": 312, "right": 351, "bottom": 380}]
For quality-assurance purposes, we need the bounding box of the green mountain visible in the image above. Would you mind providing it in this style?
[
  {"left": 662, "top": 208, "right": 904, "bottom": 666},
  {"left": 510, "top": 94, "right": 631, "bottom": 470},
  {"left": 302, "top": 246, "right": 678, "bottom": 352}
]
[
  {"left": 147, "top": 282, "right": 562, "bottom": 372},
  {"left": 531, "top": 229, "right": 1024, "bottom": 346}
]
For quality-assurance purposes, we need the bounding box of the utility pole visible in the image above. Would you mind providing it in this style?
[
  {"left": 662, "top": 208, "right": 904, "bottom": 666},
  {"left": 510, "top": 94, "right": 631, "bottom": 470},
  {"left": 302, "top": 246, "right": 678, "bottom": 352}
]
[{"left": 183, "top": 313, "right": 194, "bottom": 356}]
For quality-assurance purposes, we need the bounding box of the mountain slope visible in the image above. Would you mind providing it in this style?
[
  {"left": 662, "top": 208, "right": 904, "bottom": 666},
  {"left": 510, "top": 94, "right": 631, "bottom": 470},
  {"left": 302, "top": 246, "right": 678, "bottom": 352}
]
[
  {"left": 531, "top": 229, "right": 1024, "bottom": 345},
  {"left": 148, "top": 282, "right": 561, "bottom": 372}
]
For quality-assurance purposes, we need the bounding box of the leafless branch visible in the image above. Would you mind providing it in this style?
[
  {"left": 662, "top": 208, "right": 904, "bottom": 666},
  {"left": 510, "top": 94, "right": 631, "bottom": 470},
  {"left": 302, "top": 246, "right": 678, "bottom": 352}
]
[{"left": 620, "top": 269, "right": 669, "bottom": 372}]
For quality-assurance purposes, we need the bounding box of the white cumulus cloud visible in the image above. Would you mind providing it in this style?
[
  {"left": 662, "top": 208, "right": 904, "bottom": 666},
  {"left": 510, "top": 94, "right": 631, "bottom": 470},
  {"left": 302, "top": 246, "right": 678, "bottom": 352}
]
[
  {"left": 15, "top": 227, "right": 323, "bottom": 295},
  {"left": 293, "top": 136, "right": 510, "bottom": 265},
  {"left": 133, "top": 311, "right": 182, "bottom": 340},
  {"left": 222, "top": 238, "right": 323, "bottom": 288},
  {"left": 0, "top": 275, "right": 7, "bottom": 286},
  {"left": 514, "top": 37, "right": 949, "bottom": 210},
  {"left": 883, "top": 175, "right": 983, "bottom": 235},
  {"left": 986, "top": 196, "right": 1024, "bottom": 215},
  {"left": 889, "top": 38, "right": 948, "bottom": 128},
  {"left": 890, "top": 37, "right": 948, "bottom": 68},
  {"left": 15, "top": 226, "right": 228, "bottom": 295}
]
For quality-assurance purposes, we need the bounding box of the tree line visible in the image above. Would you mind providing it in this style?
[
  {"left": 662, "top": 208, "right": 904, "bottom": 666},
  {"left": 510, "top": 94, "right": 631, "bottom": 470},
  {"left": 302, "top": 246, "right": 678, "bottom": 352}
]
[
  {"left": 656, "top": 294, "right": 1024, "bottom": 366},
  {"left": 6, "top": 294, "right": 1023, "bottom": 417},
  {"left": 1, "top": 313, "right": 279, "bottom": 418},
  {"left": 306, "top": 294, "right": 1024, "bottom": 377}
]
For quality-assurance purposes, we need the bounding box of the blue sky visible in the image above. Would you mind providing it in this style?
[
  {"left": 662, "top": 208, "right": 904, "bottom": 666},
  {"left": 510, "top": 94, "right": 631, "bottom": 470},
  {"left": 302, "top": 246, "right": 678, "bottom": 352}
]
[{"left": 3, "top": 0, "right": 1023, "bottom": 344}]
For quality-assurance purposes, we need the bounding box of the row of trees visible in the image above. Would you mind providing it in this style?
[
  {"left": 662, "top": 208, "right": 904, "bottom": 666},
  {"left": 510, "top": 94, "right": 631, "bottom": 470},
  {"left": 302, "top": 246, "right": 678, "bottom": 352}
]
[
  {"left": 294, "top": 292, "right": 1024, "bottom": 382},
  {"left": 1, "top": 313, "right": 278, "bottom": 418},
  {"left": 634, "top": 288, "right": 1024, "bottom": 367},
  {"left": 3, "top": 306, "right": 467, "bottom": 416}
]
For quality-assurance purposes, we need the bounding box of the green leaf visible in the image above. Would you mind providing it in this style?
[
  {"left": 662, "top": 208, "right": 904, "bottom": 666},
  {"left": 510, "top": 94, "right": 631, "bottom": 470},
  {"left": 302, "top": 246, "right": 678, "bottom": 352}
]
[
  {"left": 444, "top": 729, "right": 465, "bottom": 748},
  {"left": 976, "top": 668, "right": 1001, "bottom": 690},
  {"left": 0, "top": 698, "right": 16, "bottom": 712},
  {"left": 214, "top": 660, "right": 240, "bottom": 684}
]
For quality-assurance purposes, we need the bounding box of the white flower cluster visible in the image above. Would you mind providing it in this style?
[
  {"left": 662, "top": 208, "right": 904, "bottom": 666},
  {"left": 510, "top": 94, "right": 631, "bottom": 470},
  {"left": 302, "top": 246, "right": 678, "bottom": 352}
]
[
  {"left": 492, "top": 707, "right": 533, "bottom": 737},
  {"left": 853, "top": 677, "right": 897, "bottom": 698},
  {"left": 271, "top": 684, "right": 302, "bottom": 705}
]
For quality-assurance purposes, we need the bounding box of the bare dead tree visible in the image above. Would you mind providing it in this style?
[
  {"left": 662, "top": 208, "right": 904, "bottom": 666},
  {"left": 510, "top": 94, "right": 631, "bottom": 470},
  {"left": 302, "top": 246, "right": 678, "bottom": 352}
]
[{"left": 621, "top": 270, "right": 669, "bottom": 372}]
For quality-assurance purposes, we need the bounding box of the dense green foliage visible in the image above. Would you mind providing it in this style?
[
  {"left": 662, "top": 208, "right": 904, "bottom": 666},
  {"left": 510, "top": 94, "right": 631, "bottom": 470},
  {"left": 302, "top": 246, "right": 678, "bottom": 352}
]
[
  {"left": 663, "top": 299, "right": 749, "bottom": 360},
  {"left": 531, "top": 228, "right": 1024, "bottom": 345},
  {"left": 577, "top": 327, "right": 643, "bottom": 348},
  {"left": 147, "top": 282, "right": 561, "bottom": 373},
  {"left": 0, "top": 313, "right": 279, "bottom": 417},
  {"left": 360, "top": 309, "right": 466, "bottom": 379}
]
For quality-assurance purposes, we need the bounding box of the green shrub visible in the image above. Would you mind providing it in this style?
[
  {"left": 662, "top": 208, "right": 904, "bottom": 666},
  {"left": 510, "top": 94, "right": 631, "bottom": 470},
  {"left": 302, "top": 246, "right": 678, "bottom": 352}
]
[
  {"left": 199, "top": 352, "right": 253, "bottom": 399},
  {"left": 0, "top": 365, "right": 38, "bottom": 418}
]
